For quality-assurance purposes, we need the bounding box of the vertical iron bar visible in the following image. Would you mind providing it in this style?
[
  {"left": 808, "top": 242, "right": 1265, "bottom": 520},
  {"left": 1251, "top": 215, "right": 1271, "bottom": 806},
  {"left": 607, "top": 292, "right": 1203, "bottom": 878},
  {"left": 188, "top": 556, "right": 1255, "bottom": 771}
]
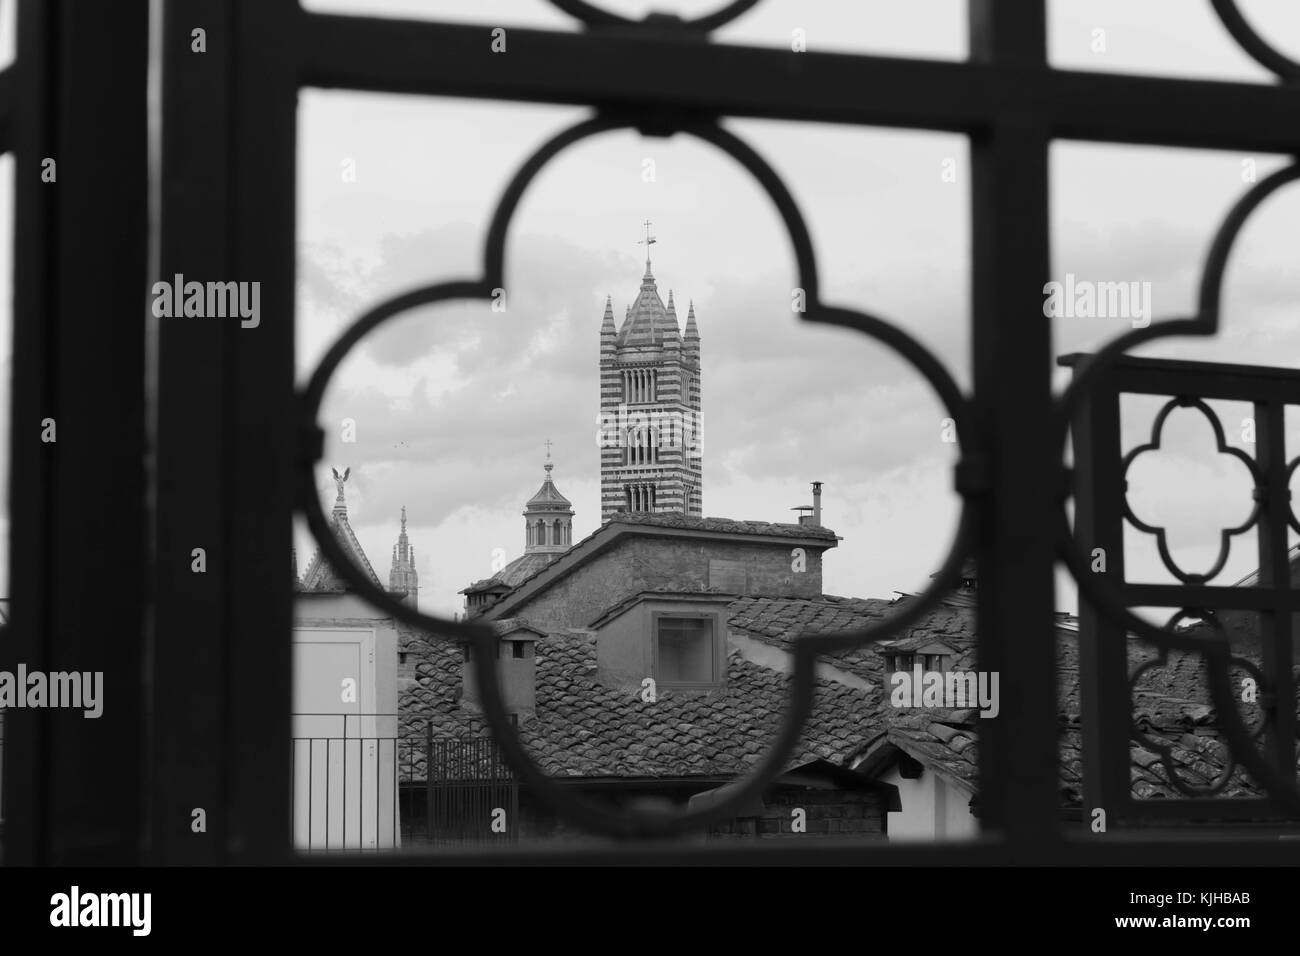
[
  {"left": 4, "top": 0, "right": 57, "bottom": 868},
  {"left": 1255, "top": 399, "right": 1296, "bottom": 785},
  {"left": 343, "top": 728, "right": 348, "bottom": 850},
  {"left": 426, "top": 721, "right": 434, "bottom": 842},
  {"left": 968, "top": 0, "right": 1059, "bottom": 847},
  {"left": 7, "top": 0, "right": 150, "bottom": 865},
  {"left": 151, "top": 0, "right": 236, "bottom": 865},
  {"left": 222, "top": 0, "right": 300, "bottom": 863},
  {"left": 1069, "top": 368, "right": 1132, "bottom": 824}
]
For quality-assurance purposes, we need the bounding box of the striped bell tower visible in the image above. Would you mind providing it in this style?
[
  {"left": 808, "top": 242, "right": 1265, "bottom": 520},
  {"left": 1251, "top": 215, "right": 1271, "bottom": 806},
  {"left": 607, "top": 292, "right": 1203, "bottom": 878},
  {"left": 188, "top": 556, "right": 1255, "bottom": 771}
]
[{"left": 599, "top": 223, "right": 702, "bottom": 521}]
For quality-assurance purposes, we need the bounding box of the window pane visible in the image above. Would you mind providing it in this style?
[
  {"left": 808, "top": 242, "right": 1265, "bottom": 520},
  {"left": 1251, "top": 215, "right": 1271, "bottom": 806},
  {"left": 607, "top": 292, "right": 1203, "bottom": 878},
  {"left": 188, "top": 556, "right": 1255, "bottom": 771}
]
[{"left": 657, "top": 618, "right": 713, "bottom": 683}]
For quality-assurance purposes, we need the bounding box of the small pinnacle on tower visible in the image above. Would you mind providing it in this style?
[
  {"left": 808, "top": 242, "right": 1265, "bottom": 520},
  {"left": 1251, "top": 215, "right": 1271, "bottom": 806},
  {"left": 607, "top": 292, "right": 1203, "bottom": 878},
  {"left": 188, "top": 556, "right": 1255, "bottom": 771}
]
[{"left": 637, "top": 219, "right": 656, "bottom": 277}]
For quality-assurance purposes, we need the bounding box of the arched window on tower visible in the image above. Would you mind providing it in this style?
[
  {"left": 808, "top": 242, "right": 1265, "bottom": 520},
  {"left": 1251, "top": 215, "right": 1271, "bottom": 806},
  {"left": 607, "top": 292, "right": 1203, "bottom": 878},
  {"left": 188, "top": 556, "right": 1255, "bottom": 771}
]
[{"left": 526, "top": 523, "right": 533, "bottom": 547}]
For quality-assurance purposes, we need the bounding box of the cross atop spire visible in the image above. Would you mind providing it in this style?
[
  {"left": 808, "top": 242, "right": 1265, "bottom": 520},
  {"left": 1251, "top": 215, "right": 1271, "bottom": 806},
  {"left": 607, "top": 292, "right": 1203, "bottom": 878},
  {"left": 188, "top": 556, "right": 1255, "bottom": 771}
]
[
  {"left": 544, "top": 439, "right": 554, "bottom": 475},
  {"left": 637, "top": 219, "right": 656, "bottom": 276}
]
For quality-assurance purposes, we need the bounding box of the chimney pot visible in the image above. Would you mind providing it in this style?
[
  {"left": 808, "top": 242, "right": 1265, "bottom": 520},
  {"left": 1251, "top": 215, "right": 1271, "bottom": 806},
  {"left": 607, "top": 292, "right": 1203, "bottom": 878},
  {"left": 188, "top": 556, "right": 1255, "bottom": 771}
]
[{"left": 811, "top": 481, "right": 823, "bottom": 526}]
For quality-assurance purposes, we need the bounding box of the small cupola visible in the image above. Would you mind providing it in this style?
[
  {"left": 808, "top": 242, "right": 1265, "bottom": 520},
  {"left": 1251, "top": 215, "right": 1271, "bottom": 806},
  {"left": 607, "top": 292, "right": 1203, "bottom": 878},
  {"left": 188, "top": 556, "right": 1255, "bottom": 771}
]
[{"left": 523, "top": 442, "right": 574, "bottom": 554}]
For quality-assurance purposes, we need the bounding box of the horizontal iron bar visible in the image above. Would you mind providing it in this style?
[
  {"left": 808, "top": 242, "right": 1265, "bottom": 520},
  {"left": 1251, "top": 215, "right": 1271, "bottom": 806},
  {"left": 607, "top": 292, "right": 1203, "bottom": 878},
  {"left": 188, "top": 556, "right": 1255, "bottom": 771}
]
[
  {"left": 292, "top": 833, "right": 1300, "bottom": 866},
  {"left": 1115, "top": 796, "right": 1298, "bottom": 822},
  {"left": 1122, "top": 584, "right": 1298, "bottom": 611},
  {"left": 300, "top": 13, "right": 1300, "bottom": 152},
  {"left": 1061, "top": 354, "right": 1300, "bottom": 405},
  {"left": 1061, "top": 352, "right": 1300, "bottom": 382}
]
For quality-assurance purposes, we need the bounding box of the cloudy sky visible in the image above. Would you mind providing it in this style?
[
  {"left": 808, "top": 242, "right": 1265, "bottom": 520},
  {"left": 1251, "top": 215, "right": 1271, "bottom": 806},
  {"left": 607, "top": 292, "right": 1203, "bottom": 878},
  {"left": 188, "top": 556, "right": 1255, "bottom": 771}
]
[
  {"left": 286, "top": 0, "right": 1300, "bottom": 622},
  {"left": 3, "top": 1, "right": 1299, "bottom": 621}
]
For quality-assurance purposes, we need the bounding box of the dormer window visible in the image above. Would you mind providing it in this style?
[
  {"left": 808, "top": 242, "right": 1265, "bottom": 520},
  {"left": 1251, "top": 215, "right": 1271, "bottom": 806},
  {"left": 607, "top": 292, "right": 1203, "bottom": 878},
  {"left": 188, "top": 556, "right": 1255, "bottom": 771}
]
[
  {"left": 885, "top": 644, "right": 954, "bottom": 675},
  {"left": 653, "top": 612, "right": 723, "bottom": 687},
  {"left": 924, "top": 653, "right": 950, "bottom": 673}
]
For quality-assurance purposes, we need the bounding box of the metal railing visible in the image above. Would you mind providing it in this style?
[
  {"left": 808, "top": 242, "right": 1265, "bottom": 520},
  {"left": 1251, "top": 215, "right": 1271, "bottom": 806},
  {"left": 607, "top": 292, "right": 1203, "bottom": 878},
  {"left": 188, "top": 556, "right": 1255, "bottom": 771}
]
[
  {"left": 290, "top": 714, "right": 516, "bottom": 851},
  {"left": 1065, "top": 353, "right": 1300, "bottom": 823}
]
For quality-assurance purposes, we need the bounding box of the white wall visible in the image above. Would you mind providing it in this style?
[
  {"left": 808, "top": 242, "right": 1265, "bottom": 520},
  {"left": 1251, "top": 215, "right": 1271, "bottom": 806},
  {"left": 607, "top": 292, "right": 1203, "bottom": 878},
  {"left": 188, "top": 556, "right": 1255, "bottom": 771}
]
[
  {"left": 293, "top": 593, "right": 402, "bottom": 851},
  {"left": 882, "top": 764, "right": 977, "bottom": 842}
]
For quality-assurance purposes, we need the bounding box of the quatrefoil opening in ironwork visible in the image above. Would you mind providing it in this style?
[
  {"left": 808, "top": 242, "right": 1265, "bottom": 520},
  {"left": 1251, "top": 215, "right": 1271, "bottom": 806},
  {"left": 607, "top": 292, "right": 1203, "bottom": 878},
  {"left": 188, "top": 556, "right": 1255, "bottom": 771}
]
[
  {"left": 1122, "top": 395, "right": 1262, "bottom": 585},
  {"left": 296, "top": 111, "right": 981, "bottom": 839}
]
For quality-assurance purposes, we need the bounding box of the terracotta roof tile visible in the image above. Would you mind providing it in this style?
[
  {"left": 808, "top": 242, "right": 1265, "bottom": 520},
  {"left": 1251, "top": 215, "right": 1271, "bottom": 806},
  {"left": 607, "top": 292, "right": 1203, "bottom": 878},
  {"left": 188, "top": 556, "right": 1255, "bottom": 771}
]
[{"left": 400, "top": 625, "right": 888, "bottom": 781}]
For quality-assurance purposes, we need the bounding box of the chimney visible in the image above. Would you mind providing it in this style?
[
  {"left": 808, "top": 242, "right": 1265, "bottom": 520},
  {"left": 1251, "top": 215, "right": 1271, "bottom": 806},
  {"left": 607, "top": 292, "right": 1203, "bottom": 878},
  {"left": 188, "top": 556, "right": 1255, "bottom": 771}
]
[
  {"left": 794, "top": 481, "right": 825, "bottom": 527},
  {"left": 457, "top": 618, "right": 540, "bottom": 722}
]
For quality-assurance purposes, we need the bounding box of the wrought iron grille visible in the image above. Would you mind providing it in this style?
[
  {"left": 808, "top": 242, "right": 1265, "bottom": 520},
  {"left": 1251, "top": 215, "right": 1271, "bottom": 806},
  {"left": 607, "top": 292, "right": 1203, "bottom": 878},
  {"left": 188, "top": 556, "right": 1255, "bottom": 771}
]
[
  {"left": 7, "top": 0, "right": 1300, "bottom": 863},
  {"left": 1065, "top": 352, "right": 1300, "bottom": 824}
]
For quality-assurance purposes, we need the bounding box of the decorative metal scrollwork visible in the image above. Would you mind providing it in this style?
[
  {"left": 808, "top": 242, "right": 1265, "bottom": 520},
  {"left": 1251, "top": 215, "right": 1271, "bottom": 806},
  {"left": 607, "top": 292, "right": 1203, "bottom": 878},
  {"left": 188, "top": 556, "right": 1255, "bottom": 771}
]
[
  {"left": 297, "top": 111, "right": 980, "bottom": 838},
  {"left": 296, "top": 0, "right": 1300, "bottom": 839},
  {"left": 1122, "top": 396, "right": 1262, "bottom": 585},
  {"left": 1210, "top": 0, "right": 1300, "bottom": 80},
  {"left": 548, "top": 0, "right": 759, "bottom": 32},
  {"left": 1129, "top": 611, "right": 1269, "bottom": 799},
  {"left": 1055, "top": 154, "right": 1300, "bottom": 815}
]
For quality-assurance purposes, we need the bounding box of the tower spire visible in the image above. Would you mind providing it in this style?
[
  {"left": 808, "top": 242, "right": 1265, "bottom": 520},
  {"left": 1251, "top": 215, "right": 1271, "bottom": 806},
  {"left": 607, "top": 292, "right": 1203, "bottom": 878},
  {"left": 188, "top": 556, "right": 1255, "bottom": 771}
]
[
  {"left": 389, "top": 503, "right": 419, "bottom": 609},
  {"left": 599, "top": 254, "right": 702, "bottom": 522},
  {"left": 637, "top": 219, "right": 656, "bottom": 276}
]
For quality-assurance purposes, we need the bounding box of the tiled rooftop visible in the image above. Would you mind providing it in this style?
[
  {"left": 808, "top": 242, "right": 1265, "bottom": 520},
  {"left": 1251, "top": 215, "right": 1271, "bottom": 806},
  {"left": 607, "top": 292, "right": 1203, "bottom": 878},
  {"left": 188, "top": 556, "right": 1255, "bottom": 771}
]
[
  {"left": 401, "top": 587, "right": 1293, "bottom": 811},
  {"left": 399, "top": 623, "right": 886, "bottom": 782}
]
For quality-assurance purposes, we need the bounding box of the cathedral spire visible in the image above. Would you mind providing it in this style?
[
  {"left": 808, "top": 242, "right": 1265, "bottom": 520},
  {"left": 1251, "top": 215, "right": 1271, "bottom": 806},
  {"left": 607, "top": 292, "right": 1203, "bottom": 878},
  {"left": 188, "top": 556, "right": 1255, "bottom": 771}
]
[
  {"left": 684, "top": 300, "right": 700, "bottom": 364},
  {"left": 389, "top": 503, "right": 419, "bottom": 609}
]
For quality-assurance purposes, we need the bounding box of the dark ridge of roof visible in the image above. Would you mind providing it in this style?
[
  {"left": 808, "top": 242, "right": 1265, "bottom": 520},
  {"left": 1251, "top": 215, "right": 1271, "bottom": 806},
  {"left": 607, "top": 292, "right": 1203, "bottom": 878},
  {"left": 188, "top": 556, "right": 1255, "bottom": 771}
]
[
  {"left": 608, "top": 511, "right": 839, "bottom": 541},
  {"left": 590, "top": 587, "right": 738, "bottom": 629},
  {"left": 298, "top": 508, "right": 383, "bottom": 593},
  {"left": 727, "top": 597, "right": 978, "bottom": 685},
  {"left": 473, "top": 512, "right": 842, "bottom": 618},
  {"left": 461, "top": 551, "right": 562, "bottom": 595},
  {"left": 489, "top": 618, "right": 546, "bottom": 638}
]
